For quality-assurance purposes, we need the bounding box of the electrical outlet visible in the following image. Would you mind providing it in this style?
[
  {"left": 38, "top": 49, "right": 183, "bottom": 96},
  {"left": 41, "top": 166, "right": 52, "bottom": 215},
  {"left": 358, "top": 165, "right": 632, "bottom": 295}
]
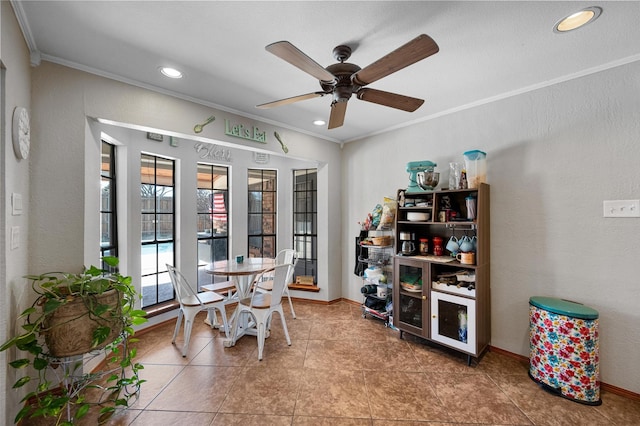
[{"left": 603, "top": 199, "right": 640, "bottom": 218}]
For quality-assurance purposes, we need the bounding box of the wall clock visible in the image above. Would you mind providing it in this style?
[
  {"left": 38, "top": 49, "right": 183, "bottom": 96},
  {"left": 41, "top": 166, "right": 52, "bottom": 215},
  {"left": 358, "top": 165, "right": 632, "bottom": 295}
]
[{"left": 12, "top": 106, "right": 31, "bottom": 160}]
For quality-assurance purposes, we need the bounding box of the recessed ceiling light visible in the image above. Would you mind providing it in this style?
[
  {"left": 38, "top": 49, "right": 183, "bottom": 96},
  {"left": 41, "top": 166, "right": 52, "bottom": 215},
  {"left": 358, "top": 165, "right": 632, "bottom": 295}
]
[
  {"left": 159, "top": 67, "right": 183, "bottom": 79},
  {"left": 313, "top": 120, "right": 326, "bottom": 126},
  {"left": 554, "top": 6, "right": 602, "bottom": 33}
]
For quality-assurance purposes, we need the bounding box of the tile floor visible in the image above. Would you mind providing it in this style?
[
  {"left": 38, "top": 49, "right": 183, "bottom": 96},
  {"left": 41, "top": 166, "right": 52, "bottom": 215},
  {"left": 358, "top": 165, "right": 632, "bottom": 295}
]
[{"left": 97, "top": 301, "right": 640, "bottom": 425}]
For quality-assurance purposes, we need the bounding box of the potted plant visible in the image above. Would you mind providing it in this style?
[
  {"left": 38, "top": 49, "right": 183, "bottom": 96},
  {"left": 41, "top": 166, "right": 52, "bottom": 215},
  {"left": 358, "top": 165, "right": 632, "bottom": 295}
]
[{"left": 1, "top": 256, "right": 148, "bottom": 425}]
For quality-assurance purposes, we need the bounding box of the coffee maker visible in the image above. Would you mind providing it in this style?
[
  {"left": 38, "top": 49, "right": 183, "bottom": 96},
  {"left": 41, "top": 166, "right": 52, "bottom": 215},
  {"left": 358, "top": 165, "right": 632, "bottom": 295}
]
[{"left": 399, "top": 232, "right": 415, "bottom": 255}]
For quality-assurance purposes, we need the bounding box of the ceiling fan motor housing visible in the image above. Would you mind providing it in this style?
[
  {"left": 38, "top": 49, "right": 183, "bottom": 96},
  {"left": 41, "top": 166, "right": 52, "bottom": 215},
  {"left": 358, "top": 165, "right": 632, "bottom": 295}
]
[{"left": 322, "top": 62, "right": 361, "bottom": 101}]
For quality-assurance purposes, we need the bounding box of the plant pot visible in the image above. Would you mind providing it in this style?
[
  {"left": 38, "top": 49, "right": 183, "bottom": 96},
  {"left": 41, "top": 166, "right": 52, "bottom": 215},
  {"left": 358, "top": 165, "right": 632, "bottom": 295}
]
[{"left": 43, "top": 289, "right": 123, "bottom": 357}]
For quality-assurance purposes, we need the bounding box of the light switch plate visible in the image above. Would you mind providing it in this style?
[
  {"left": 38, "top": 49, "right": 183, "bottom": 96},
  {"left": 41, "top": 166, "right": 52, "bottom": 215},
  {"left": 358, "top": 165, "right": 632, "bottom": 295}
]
[
  {"left": 12, "top": 193, "right": 23, "bottom": 215},
  {"left": 11, "top": 226, "right": 20, "bottom": 249},
  {"left": 603, "top": 199, "right": 640, "bottom": 218}
]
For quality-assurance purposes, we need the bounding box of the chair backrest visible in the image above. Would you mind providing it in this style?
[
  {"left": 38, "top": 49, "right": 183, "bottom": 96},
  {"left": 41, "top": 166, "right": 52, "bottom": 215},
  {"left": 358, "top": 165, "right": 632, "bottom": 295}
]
[
  {"left": 275, "top": 249, "right": 296, "bottom": 265},
  {"left": 275, "top": 249, "right": 297, "bottom": 283},
  {"left": 251, "top": 263, "right": 292, "bottom": 307},
  {"left": 166, "top": 264, "right": 203, "bottom": 307}
]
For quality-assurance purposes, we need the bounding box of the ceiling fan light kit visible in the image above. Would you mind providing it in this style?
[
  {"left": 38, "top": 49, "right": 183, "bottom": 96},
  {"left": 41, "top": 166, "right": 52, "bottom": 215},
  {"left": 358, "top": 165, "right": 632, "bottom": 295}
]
[{"left": 257, "top": 34, "right": 439, "bottom": 129}]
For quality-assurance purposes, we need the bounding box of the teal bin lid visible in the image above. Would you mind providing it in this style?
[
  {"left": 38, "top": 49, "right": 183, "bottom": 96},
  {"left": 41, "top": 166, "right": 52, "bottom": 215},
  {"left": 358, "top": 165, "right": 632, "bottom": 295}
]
[
  {"left": 463, "top": 149, "right": 486, "bottom": 160},
  {"left": 529, "top": 296, "right": 599, "bottom": 319}
]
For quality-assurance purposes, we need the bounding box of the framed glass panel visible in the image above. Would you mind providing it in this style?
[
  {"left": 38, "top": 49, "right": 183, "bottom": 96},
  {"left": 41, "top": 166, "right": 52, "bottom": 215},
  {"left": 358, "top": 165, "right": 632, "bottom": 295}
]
[
  {"left": 247, "top": 169, "right": 277, "bottom": 258},
  {"left": 140, "top": 154, "right": 175, "bottom": 308},
  {"left": 292, "top": 169, "right": 317, "bottom": 282},
  {"left": 196, "top": 163, "right": 229, "bottom": 289}
]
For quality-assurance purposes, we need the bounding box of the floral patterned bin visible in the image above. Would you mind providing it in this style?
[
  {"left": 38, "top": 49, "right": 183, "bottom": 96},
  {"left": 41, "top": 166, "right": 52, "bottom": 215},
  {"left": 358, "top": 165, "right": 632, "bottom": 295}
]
[{"left": 529, "top": 296, "right": 601, "bottom": 405}]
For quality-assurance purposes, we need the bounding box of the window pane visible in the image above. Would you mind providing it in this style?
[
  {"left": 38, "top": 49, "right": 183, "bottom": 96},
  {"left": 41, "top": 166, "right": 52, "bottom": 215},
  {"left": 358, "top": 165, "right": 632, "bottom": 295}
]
[
  {"left": 262, "top": 214, "right": 275, "bottom": 234},
  {"left": 248, "top": 192, "right": 262, "bottom": 212},
  {"left": 140, "top": 155, "right": 156, "bottom": 184},
  {"left": 248, "top": 169, "right": 263, "bottom": 190},
  {"left": 212, "top": 167, "right": 228, "bottom": 190},
  {"left": 158, "top": 243, "right": 173, "bottom": 272},
  {"left": 263, "top": 236, "right": 276, "bottom": 258},
  {"left": 262, "top": 170, "right": 276, "bottom": 190},
  {"left": 248, "top": 236, "right": 262, "bottom": 257},
  {"left": 157, "top": 271, "right": 173, "bottom": 304},
  {"left": 141, "top": 184, "right": 155, "bottom": 213},
  {"left": 156, "top": 214, "right": 174, "bottom": 240},
  {"left": 101, "top": 143, "right": 112, "bottom": 178},
  {"left": 156, "top": 186, "right": 174, "bottom": 213},
  {"left": 141, "top": 244, "right": 158, "bottom": 276},
  {"left": 141, "top": 214, "right": 155, "bottom": 242},
  {"left": 155, "top": 158, "right": 174, "bottom": 186},
  {"left": 197, "top": 164, "right": 213, "bottom": 189},
  {"left": 141, "top": 274, "right": 158, "bottom": 306},
  {"left": 262, "top": 192, "right": 275, "bottom": 212},
  {"left": 101, "top": 179, "right": 111, "bottom": 211},
  {"left": 248, "top": 214, "right": 262, "bottom": 235},
  {"left": 196, "top": 189, "right": 210, "bottom": 213},
  {"left": 101, "top": 214, "right": 113, "bottom": 246}
]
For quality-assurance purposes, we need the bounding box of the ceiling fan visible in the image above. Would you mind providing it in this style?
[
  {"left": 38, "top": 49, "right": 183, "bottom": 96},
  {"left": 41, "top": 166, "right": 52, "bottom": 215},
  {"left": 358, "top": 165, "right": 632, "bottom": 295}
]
[{"left": 256, "top": 34, "right": 439, "bottom": 129}]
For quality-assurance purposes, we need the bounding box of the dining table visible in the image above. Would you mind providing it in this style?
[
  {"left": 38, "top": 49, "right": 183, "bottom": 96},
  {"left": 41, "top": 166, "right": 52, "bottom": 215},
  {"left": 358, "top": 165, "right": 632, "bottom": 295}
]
[{"left": 205, "top": 257, "right": 276, "bottom": 347}]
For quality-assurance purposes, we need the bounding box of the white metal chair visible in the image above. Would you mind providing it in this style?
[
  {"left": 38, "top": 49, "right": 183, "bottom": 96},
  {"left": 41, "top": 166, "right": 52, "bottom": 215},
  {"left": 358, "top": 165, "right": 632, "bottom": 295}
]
[
  {"left": 166, "top": 264, "right": 230, "bottom": 357},
  {"left": 256, "top": 249, "right": 297, "bottom": 318},
  {"left": 232, "top": 264, "right": 292, "bottom": 360}
]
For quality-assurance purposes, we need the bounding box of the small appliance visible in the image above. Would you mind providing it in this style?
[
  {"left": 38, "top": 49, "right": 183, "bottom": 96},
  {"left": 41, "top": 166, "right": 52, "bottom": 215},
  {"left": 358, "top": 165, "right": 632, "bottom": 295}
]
[
  {"left": 399, "top": 232, "right": 415, "bottom": 255},
  {"left": 405, "top": 160, "right": 436, "bottom": 193}
]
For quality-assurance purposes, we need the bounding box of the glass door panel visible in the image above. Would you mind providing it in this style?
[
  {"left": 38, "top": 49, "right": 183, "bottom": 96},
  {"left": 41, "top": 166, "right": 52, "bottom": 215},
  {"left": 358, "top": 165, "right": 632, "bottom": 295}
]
[
  {"left": 431, "top": 291, "right": 476, "bottom": 353},
  {"left": 395, "top": 260, "right": 427, "bottom": 336}
]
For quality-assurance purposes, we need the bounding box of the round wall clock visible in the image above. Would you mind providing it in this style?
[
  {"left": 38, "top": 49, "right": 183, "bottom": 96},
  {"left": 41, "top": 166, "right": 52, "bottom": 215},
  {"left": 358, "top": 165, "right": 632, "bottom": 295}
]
[{"left": 12, "top": 106, "right": 31, "bottom": 160}]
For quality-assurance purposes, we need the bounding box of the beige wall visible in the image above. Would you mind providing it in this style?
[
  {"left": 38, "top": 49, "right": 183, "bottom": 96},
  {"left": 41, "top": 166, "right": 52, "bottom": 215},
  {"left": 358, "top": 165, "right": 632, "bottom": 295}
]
[
  {"left": 342, "top": 60, "right": 640, "bottom": 394},
  {"left": 2, "top": 1, "right": 33, "bottom": 423}
]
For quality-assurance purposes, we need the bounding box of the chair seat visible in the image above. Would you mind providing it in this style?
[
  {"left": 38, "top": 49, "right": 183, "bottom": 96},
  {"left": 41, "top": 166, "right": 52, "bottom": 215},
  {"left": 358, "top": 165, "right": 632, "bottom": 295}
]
[
  {"left": 256, "top": 278, "right": 274, "bottom": 291},
  {"left": 240, "top": 293, "right": 272, "bottom": 309},
  {"left": 181, "top": 291, "right": 225, "bottom": 306},
  {"left": 201, "top": 281, "right": 236, "bottom": 293}
]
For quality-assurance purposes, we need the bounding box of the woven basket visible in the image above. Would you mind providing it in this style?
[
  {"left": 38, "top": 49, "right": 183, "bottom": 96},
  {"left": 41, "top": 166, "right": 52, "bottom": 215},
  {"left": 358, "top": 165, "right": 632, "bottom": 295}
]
[
  {"left": 43, "top": 289, "right": 123, "bottom": 357},
  {"left": 371, "top": 236, "right": 391, "bottom": 246}
]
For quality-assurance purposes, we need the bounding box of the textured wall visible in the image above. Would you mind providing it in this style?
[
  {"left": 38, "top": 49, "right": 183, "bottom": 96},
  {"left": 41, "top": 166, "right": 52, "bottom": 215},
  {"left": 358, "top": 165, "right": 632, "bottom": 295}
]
[{"left": 343, "top": 61, "right": 640, "bottom": 393}]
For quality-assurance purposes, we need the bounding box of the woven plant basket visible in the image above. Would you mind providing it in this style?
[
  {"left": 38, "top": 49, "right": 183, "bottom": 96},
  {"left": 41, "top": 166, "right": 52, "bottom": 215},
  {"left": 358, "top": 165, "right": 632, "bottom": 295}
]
[{"left": 43, "top": 289, "right": 123, "bottom": 357}]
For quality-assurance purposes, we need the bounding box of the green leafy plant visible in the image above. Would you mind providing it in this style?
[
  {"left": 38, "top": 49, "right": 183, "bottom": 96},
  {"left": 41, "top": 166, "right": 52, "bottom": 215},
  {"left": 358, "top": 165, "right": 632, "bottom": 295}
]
[{"left": 1, "top": 256, "right": 148, "bottom": 425}]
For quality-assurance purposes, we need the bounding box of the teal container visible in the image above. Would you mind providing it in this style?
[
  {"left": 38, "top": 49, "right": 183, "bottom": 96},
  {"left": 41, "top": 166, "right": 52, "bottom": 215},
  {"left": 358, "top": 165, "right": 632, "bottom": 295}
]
[
  {"left": 529, "top": 296, "right": 599, "bottom": 319},
  {"left": 529, "top": 296, "right": 601, "bottom": 405}
]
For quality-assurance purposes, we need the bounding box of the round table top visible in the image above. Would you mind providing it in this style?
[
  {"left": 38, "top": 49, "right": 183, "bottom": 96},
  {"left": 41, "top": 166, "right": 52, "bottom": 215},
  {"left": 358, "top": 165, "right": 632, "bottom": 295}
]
[{"left": 206, "top": 257, "right": 275, "bottom": 276}]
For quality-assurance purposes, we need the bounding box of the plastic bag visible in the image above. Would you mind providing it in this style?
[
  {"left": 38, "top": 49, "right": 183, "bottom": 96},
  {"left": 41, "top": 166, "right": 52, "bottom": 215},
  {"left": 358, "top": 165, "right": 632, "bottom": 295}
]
[{"left": 377, "top": 197, "right": 397, "bottom": 230}]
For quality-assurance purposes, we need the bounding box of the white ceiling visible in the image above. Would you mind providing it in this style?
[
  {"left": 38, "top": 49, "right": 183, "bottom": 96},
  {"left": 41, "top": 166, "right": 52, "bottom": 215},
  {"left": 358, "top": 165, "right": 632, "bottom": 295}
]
[{"left": 12, "top": 1, "right": 640, "bottom": 143}]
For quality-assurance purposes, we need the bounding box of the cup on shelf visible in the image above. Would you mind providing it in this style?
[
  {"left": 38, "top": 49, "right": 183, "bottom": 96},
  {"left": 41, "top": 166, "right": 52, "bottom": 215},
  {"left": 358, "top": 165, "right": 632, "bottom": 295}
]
[
  {"left": 459, "top": 236, "right": 474, "bottom": 253},
  {"left": 446, "top": 236, "right": 459, "bottom": 254},
  {"left": 456, "top": 252, "right": 475, "bottom": 265}
]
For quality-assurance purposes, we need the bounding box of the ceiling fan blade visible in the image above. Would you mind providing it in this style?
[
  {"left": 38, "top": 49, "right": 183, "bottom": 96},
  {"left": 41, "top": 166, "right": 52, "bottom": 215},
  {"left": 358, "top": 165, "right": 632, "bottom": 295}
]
[
  {"left": 256, "top": 92, "right": 328, "bottom": 109},
  {"left": 328, "top": 101, "right": 347, "bottom": 129},
  {"left": 356, "top": 88, "right": 424, "bottom": 112},
  {"left": 266, "top": 41, "right": 336, "bottom": 83},
  {"left": 352, "top": 34, "right": 439, "bottom": 86}
]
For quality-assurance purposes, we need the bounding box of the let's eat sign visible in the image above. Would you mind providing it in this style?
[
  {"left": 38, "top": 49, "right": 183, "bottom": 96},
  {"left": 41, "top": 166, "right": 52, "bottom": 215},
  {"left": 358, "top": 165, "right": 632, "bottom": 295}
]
[{"left": 224, "top": 119, "right": 266, "bottom": 143}]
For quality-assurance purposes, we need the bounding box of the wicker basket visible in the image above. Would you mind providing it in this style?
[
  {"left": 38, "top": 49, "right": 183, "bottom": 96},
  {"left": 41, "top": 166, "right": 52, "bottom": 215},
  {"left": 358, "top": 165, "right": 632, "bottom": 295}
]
[
  {"left": 371, "top": 236, "right": 392, "bottom": 246},
  {"left": 43, "top": 289, "right": 123, "bottom": 357}
]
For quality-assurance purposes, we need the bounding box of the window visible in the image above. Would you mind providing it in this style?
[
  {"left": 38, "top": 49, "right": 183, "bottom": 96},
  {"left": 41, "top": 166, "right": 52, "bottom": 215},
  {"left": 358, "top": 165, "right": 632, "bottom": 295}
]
[
  {"left": 100, "top": 141, "right": 118, "bottom": 262},
  {"left": 196, "top": 163, "right": 229, "bottom": 289},
  {"left": 248, "top": 169, "right": 276, "bottom": 258},
  {"left": 140, "top": 154, "right": 175, "bottom": 308},
  {"left": 293, "top": 169, "right": 317, "bottom": 283}
]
